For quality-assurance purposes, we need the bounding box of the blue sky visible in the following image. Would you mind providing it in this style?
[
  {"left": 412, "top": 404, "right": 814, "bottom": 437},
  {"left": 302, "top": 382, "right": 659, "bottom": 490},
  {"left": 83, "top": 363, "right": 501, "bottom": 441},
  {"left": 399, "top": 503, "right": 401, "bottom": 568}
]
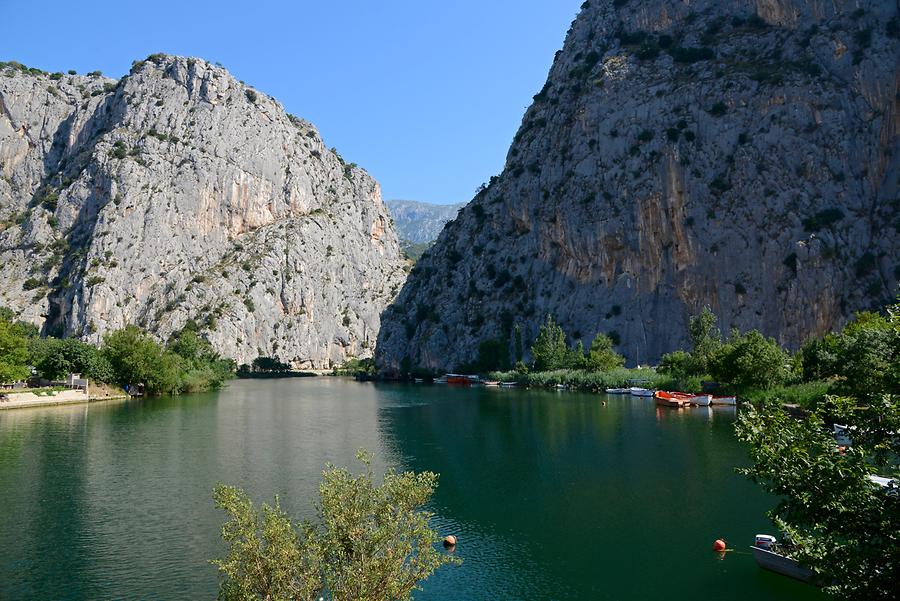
[{"left": 2, "top": 1, "right": 581, "bottom": 204}]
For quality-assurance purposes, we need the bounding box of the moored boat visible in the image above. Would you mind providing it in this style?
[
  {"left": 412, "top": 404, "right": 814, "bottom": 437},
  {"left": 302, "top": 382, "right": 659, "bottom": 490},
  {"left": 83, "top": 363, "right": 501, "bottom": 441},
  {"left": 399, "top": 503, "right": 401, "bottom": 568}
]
[
  {"left": 605, "top": 387, "right": 630, "bottom": 394},
  {"left": 483, "top": 380, "right": 500, "bottom": 387},
  {"left": 750, "top": 535, "right": 816, "bottom": 584},
  {"left": 500, "top": 381, "right": 519, "bottom": 388},
  {"left": 434, "top": 376, "right": 448, "bottom": 384},
  {"left": 629, "top": 387, "right": 654, "bottom": 397},
  {"left": 710, "top": 395, "right": 737, "bottom": 406},
  {"left": 555, "top": 383, "right": 567, "bottom": 390},
  {"left": 446, "top": 374, "right": 472, "bottom": 385},
  {"left": 654, "top": 391, "right": 691, "bottom": 408}
]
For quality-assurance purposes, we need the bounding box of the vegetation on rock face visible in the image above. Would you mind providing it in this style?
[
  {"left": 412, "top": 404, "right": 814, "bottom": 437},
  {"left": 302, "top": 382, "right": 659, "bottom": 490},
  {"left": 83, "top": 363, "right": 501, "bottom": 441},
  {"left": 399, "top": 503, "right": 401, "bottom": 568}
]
[{"left": 212, "top": 450, "right": 458, "bottom": 601}]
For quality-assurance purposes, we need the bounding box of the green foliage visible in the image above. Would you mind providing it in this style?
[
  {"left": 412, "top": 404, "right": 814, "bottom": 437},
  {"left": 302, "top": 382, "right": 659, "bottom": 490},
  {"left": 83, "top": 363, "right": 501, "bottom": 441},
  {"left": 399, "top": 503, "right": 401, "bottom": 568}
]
[
  {"left": 0, "top": 316, "right": 30, "bottom": 383},
  {"left": 245, "top": 89, "right": 258, "bottom": 103},
  {"left": 582, "top": 333, "right": 625, "bottom": 371},
  {"left": 740, "top": 380, "right": 831, "bottom": 409},
  {"left": 658, "top": 349, "right": 693, "bottom": 382},
  {"left": 474, "top": 337, "right": 510, "bottom": 372},
  {"left": 487, "top": 367, "right": 666, "bottom": 391},
  {"left": 30, "top": 337, "right": 113, "bottom": 383},
  {"left": 102, "top": 325, "right": 233, "bottom": 394},
  {"left": 688, "top": 306, "right": 721, "bottom": 373},
  {"left": 212, "top": 450, "right": 459, "bottom": 600},
  {"left": 332, "top": 357, "right": 376, "bottom": 377},
  {"left": 708, "top": 330, "right": 791, "bottom": 391},
  {"left": 798, "top": 306, "right": 899, "bottom": 400},
  {"left": 22, "top": 277, "right": 43, "bottom": 291},
  {"left": 251, "top": 356, "right": 291, "bottom": 373},
  {"left": 736, "top": 397, "right": 900, "bottom": 599},
  {"left": 530, "top": 315, "right": 569, "bottom": 371}
]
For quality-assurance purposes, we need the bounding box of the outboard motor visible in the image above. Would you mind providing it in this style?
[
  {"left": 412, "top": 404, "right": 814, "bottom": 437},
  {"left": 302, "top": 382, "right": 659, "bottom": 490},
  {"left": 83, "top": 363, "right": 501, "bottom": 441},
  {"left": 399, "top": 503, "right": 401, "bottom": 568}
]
[{"left": 754, "top": 535, "right": 777, "bottom": 550}]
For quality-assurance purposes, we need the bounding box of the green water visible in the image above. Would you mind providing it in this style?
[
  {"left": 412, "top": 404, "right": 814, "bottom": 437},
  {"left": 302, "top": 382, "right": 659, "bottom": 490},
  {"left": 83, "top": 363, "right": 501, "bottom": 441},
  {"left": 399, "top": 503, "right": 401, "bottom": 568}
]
[{"left": 0, "top": 378, "right": 825, "bottom": 600}]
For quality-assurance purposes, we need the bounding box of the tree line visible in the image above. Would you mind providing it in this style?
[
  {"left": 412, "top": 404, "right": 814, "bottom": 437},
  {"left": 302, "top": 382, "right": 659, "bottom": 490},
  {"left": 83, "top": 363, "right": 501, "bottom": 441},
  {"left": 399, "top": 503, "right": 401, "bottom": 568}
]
[{"left": 0, "top": 309, "right": 234, "bottom": 395}]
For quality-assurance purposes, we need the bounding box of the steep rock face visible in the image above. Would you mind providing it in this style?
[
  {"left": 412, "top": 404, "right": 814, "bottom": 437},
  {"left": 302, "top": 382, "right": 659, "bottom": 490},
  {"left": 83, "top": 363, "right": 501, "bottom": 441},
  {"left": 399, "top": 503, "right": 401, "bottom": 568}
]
[
  {"left": 377, "top": 0, "right": 900, "bottom": 370},
  {"left": 0, "top": 56, "right": 406, "bottom": 367},
  {"left": 385, "top": 200, "right": 465, "bottom": 244}
]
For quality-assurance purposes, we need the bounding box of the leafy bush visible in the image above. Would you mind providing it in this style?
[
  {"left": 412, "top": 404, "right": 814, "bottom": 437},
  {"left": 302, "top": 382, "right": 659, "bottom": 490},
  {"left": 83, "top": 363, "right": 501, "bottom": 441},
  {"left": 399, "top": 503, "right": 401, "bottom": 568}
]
[
  {"left": 245, "top": 89, "right": 258, "bottom": 103},
  {"left": 709, "top": 330, "right": 791, "bottom": 391},
  {"left": 22, "top": 277, "right": 43, "bottom": 291},
  {"left": 212, "top": 451, "right": 458, "bottom": 600},
  {"left": 740, "top": 380, "right": 831, "bottom": 409}
]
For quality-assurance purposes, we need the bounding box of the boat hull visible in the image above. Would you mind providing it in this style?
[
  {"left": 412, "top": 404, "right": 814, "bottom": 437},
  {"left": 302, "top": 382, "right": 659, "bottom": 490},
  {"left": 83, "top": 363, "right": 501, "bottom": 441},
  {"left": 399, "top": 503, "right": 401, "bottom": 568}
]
[
  {"left": 710, "top": 396, "right": 737, "bottom": 406},
  {"left": 751, "top": 547, "right": 816, "bottom": 583},
  {"left": 630, "top": 387, "right": 654, "bottom": 397},
  {"left": 691, "top": 394, "right": 712, "bottom": 406},
  {"left": 654, "top": 391, "right": 692, "bottom": 408}
]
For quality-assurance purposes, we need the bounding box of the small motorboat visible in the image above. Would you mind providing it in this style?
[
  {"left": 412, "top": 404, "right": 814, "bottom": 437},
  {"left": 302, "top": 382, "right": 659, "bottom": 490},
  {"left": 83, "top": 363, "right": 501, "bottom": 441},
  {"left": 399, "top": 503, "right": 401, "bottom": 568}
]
[
  {"left": 688, "top": 394, "right": 712, "bottom": 406},
  {"left": 500, "top": 381, "right": 519, "bottom": 388},
  {"left": 434, "top": 376, "right": 448, "bottom": 384},
  {"left": 555, "top": 383, "right": 567, "bottom": 390},
  {"left": 446, "top": 374, "right": 472, "bottom": 385},
  {"left": 654, "top": 391, "right": 691, "bottom": 408},
  {"left": 483, "top": 380, "right": 500, "bottom": 387},
  {"left": 605, "top": 387, "right": 630, "bottom": 394},
  {"left": 750, "top": 535, "right": 816, "bottom": 584},
  {"left": 710, "top": 395, "right": 737, "bottom": 406},
  {"left": 868, "top": 474, "right": 899, "bottom": 497},
  {"left": 630, "top": 387, "right": 654, "bottom": 397},
  {"left": 833, "top": 423, "right": 854, "bottom": 446},
  {"left": 413, "top": 378, "right": 424, "bottom": 383}
]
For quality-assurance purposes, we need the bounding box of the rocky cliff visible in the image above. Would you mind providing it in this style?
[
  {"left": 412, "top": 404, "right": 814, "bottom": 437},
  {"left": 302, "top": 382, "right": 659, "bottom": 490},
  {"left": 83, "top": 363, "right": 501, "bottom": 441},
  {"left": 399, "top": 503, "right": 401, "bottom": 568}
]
[
  {"left": 0, "top": 55, "right": 406, "bottom": 368},
  {"left": 377, "top": 0, "right": 900, "bottom": 370}
]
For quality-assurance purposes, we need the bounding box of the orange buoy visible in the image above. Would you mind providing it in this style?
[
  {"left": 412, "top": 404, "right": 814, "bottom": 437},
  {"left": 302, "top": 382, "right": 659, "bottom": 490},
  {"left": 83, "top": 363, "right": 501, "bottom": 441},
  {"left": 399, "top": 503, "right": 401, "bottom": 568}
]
[
  {"left": 443, "top": 535, "right": 457, "bottom": 547},
  {"left": 712, "top": 539, "right": 727, "bottom": 552}
]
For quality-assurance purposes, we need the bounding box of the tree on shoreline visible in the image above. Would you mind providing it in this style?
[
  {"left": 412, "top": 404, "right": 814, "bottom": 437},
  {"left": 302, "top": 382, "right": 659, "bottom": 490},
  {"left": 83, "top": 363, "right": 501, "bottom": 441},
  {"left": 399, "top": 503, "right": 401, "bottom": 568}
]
[
  {"left": 736, "top": 301, "right": 900, "bottom": 598},
  {"left": 212, "top": 450, "right": 459, "bottom": 600}
]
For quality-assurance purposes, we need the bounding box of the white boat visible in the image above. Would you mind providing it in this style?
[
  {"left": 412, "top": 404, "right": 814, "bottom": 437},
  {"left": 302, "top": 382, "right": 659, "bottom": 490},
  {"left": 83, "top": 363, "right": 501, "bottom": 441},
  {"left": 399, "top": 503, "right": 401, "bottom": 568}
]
[
  {"left": 710, "top": 395, "right": 737, "bottom": 406},
  {"left": 413, "top": 378, "right": 424, "bottom": 383},
  {"left": 833, "top": 423, "right": 854, "bottom": 446},
  {"left": 690, "top": 394, "right": 712, "bottom": 406},
  {"left": 555, "top": 383, "right": 567, "bottom": 390},
  {"left": 751, "top": 535, "right": 816, "bottom": 583},
  {"left": 629, "top": 387, "right": 654, "bottom": 397},
  {"left": 434, "top": 376, "right": 448, "bottom": 384},
  {"left": 868, "top": 475, "right": 899, "bottom": 497},
  {"left": 483, "top": 380, "right": 500, "bottom": 387},
  {"left": 605, "top": 387, "right": 630, "bottom": 394},
  {"left": 500, "top": 381, "right": 519, "bottom": 388}
]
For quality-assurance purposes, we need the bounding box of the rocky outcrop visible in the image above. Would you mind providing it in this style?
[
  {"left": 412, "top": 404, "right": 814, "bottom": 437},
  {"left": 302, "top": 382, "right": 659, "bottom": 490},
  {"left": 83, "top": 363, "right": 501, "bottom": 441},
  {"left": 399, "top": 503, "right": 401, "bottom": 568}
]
[
  {"left": 385, "top": 200, "right": 464, "bottom": 245},
  {"left": 377, "top": 0, "right": 900, "bottom": 370},
  {"left": 0, "top": 56, "right": 406, "bottom": 368}
]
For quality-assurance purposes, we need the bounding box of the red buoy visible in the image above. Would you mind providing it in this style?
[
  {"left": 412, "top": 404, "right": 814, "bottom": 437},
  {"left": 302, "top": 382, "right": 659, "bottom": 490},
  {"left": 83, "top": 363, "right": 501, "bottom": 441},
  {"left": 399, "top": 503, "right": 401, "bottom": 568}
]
[{"left": 713, "top": 539, "right": 727, "bottom": 552}]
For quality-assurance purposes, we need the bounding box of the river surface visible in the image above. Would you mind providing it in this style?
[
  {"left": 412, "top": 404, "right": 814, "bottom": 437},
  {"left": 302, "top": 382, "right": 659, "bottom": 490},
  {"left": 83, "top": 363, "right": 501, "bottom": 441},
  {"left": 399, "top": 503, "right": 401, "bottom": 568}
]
[{"left": 0, "top": 378, "right": 825, "bottom": 600}]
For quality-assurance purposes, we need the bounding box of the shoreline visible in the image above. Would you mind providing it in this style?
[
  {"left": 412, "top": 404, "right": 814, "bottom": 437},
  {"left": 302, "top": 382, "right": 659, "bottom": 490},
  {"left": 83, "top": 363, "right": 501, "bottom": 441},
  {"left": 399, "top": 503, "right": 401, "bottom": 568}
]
[{"left": 0, "top": 389, "right": 129, "bottom": 411}]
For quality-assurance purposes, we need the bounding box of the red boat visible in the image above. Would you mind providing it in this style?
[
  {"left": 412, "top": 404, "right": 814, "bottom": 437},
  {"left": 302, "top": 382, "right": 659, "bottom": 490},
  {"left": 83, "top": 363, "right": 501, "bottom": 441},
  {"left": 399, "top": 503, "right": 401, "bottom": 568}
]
[{"left": 654, "top": 391, "right": 693, "bottom": 408}]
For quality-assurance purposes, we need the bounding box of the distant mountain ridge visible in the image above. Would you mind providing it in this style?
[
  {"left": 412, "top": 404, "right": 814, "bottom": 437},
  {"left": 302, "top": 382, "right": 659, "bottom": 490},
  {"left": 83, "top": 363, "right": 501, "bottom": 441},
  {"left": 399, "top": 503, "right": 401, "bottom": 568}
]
[{"left": 385, "top": 200, "right": 464, "bottom": 245}]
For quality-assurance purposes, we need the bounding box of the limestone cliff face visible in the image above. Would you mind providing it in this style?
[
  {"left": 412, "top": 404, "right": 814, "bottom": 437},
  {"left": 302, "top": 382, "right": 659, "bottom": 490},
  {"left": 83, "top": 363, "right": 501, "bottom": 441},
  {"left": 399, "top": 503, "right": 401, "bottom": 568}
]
[
  {"left": 0, "top": 56, "right": 406, "bottom": 367},
  {"left": 377, "top": 0, "right": 900, "bottom": 370}
]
